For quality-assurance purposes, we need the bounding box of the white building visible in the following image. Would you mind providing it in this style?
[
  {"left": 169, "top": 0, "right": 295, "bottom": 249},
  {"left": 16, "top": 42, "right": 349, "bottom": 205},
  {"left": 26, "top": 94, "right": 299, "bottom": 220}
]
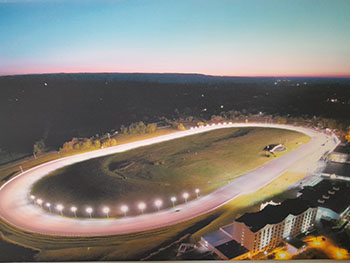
[{"left": 230, "top": 199, "right": 317, "bottom": 252}]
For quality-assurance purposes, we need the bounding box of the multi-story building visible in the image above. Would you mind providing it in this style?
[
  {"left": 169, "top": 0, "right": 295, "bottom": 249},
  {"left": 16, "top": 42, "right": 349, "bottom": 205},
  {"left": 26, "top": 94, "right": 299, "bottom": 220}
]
[
  {"left": 201, "top": 198, "right": 317, "bottom": 258},
  {"left": 230, "top": 199, "right": 317, "bottom": 252}
]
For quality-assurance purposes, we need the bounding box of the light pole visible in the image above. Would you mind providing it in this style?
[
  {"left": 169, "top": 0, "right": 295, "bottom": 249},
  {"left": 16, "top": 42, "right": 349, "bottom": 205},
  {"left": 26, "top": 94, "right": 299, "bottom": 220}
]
[
  {"left": 86, "top": 207, "right": 93, "bottom": 218},
  {"left": 56, "top": 204, "right": 64, "bottom": 216},
  {"left": 155, "top": 199, "right": 162, "bottom": 211},
  {"left": 121, "top": 205, "right": 128, "bottom": 217},
  {"left": 170, "top": 197, "right": 177, "bottom": 207},
  {"left": 195, "top": 188, "right": 200, "bottom": 198},
  {"left": 46, "top": 203, "right": 51, "bottom": 212},
  {"left": 103, "top": 207, "right": 110, "bottom": 218},
  {"left": 183, "top": 192, "right": 189, "bottom": 203},
  {"left": 36, "top": 198, "right": 43, "bottom": 207},
  {"left": 138, "top": 202, "right": 146, "bottom": 214},
  {"left": 71, "top": 206, "right": 77, "bottom": 217}
]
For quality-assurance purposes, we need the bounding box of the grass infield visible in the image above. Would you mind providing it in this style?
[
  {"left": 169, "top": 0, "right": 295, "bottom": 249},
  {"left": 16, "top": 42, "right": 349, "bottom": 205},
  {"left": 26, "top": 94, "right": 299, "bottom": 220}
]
[{"left": 31, "top": 127, "right": 309, "bottom": 217}]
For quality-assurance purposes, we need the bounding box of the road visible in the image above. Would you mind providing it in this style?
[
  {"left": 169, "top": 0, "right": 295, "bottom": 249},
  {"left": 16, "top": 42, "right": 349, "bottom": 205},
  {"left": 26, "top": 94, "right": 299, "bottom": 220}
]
[{"left": 0, "top": 123, "right": 339, "bottom": 236}]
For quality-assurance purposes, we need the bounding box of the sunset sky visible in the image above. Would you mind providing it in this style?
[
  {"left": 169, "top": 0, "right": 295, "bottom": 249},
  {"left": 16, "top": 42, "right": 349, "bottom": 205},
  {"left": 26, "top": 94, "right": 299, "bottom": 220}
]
[{"left": 1, "top": 0, "right": 349, "bottom": 76}]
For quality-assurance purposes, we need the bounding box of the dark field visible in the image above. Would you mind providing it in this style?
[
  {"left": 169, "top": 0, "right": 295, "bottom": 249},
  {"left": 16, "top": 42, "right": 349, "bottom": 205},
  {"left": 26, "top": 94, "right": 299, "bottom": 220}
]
[{"left": 31, "top": 127, "right": 308, "bottom": 217}]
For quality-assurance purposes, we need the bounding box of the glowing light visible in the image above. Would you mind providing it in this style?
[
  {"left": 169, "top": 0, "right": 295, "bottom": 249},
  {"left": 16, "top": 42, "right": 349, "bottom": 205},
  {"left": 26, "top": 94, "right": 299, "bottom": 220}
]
[
  {"left": 276, "top": 251, "right": 288, "bottom": 260},
  {"left": 103, "top": 207, "right": 110, "bottom": 214},
  {"left": 170, "top": 196, "right": 177, "bottom": 207},
  {"left": 195, "top": 188, "right": 200, "bottom": 198},
  {"left": 86, "top": 207, "right": 93, "bottom": 218},
  {"left": 138, "top": 202, "right": 146, "bottom": 213},
  {"left": 56, "top": 204, "right": 64, "bottom": 215},
  {"left": 155, "top": 199, "right": 163, "bottom": 210},
  {"left": 335, "top": 248, "right": 347, "bottom": 259},
  {"left": 71, "top": 206, "right": 77, "bottom": 212},
  {"left": 46, "top": 203, "right": 51, "bottom": 207},
  {"left": 183, "top": 192, "right": 189, "bottom": 202},
  {"left": 313, "top": 240, "right": 321, "bottom": 246},
  {"left": 36, "top": 199, "right": 43, "bottom": 205},
  {"left": 30, "top": 195, "right": 35, "bottom": 200},
  {"left": 121, "top": 205, "right": 128, "bottom": 216}
]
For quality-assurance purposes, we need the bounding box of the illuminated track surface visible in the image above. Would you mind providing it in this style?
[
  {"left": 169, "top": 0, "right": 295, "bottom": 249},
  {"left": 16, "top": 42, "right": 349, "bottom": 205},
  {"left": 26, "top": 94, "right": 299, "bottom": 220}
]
[{"left": 0, "top": 123, "right": 340, "bottom": 236}]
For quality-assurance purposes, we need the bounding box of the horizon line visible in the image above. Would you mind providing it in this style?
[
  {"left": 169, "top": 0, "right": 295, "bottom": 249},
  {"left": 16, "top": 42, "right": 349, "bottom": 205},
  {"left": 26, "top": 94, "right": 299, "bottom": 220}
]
[{"left": 1, "top": 71, "right": 350, "bottom": 78}]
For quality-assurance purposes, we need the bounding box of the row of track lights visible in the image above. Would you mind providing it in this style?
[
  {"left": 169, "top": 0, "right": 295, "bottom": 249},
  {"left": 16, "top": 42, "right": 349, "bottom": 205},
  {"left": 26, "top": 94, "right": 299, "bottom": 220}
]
[
  {"left": 29, "top": 189, "right": 200, "bottom": 218},
  {"left": 189, "top": 122, "right": 233, "bottom": 130},
  {"left": 28, "top": 122, "right": 228, "bottom": 218}
]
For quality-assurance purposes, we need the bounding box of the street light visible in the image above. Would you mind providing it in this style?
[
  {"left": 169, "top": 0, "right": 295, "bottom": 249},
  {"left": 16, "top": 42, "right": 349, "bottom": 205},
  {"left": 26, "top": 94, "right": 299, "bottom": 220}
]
[
  {"left": 183, "top": 192, "right": 189, "bottom": 203},
  {"left": 155, "top": 199, "right": 162, "bottom": 211},
  {"left": 86, "top": 207, "right": 93, "bottom": 218},
  {"left": 121, "top": 205, "right": 128, "bottom": 216},
  {"left": 138, "top": 202, "right": 146, "bottom": 214},
  {"left": 30, "top": 195, "right": 35, "bottom": 203},
  {"left": 70, "top": 206, "right": 77, "bottom": 217},
  {"left": 56, "top": 204, "right": 64, "bottom": 216},
  {"left": 103, "top": 207, "right": 110, "bottom": 218},
  {"left": 36, "top": 198, "right": 43, "bottom": 207},
  {"left": 195, "top": 188, "right": 200, "bottom": 198},
  {"left": 170, "top": 197, "right": 177, "bottom": 207},
  {"left": 46, "top": 202, "right": 51, "bottom": 212}
]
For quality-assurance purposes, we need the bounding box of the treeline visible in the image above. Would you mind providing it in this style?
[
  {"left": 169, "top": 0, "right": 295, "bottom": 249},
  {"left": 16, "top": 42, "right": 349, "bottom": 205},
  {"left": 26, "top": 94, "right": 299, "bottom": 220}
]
[
  {"left": 33, "top": 113, "right": 349, "bottom": 157},
  {"left": 120, "top": 122, "right": 157, "bottom": 135},
  {"left": 59, "top": 137, "right": 117, "bottom": 153},
  {"left": 59, "top": 122, "right": 158, "bottom": 154}
]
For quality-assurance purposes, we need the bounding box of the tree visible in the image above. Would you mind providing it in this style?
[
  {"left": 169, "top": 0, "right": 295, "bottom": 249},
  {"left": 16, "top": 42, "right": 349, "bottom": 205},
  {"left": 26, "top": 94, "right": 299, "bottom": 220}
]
[
  {"left": 94, "top": 139, "right": 101, "bottom": 149},
  {"left": 102, "top": 138, "right": 117, "bottom": 148},
  {"left": 146, "top": 123, "right": 157, "bottom": 133},
  {"left": 33, "top": 139, "right": 45, "bottom": 155},
  {"left": 120, "top": 125, "right": 128, "bottom": 135},
  {"left": 81, "top": 138, "right": 92, "bottom": 150},
  {"left": 177, "top": 123, "right": 185, "bottom": 130}
]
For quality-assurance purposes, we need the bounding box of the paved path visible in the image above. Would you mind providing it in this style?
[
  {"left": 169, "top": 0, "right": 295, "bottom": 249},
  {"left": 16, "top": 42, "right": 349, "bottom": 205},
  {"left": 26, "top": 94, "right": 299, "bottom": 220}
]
[{"left": 0, "top": 123, "right": 339, "bottom": 236}]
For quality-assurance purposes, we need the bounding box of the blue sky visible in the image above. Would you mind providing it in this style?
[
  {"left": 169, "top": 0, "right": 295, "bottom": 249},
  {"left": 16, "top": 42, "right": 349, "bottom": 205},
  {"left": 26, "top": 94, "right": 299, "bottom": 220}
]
[{"left": 0, "top": 0, "right": 349, "bottom": 76}]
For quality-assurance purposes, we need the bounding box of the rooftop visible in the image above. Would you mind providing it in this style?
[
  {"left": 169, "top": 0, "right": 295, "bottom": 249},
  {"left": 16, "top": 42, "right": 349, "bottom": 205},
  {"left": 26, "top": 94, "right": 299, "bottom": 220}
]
[
  {"left": 202, "top": 229, "right": 232, "bottom": 248},
  {"left": 220, "top": 223, "right": 234, "bottom": 237},
  {"left": 215, "top": 240, "right": 248, "bottom": 259},
  {"left": 286, "top": 236, "right": 306, "bottom": 249},
  {"left": 334, "top": 144, "right": 350, "bottom": 154},
  {"left": 236, "top": 199, "right": 314, "bottom": 232},
  {"left": 323, "top": 162, "right": 350, "bottom": 178},
  {"left": 299, "top": 179, "right": 350, "bottom": 214}
]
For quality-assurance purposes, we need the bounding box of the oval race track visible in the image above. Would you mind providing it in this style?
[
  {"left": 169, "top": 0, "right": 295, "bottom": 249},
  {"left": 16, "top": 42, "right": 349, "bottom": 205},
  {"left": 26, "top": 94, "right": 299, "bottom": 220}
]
[{"left": 0, "top": 123, "right": 340, "bottom": 236}]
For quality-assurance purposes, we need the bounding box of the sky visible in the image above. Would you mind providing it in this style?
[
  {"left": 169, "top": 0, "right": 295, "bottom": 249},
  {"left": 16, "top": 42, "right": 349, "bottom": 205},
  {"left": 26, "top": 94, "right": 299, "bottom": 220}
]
[{"left": 0, "top": 0, "right": 349, "bottom": 77}]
